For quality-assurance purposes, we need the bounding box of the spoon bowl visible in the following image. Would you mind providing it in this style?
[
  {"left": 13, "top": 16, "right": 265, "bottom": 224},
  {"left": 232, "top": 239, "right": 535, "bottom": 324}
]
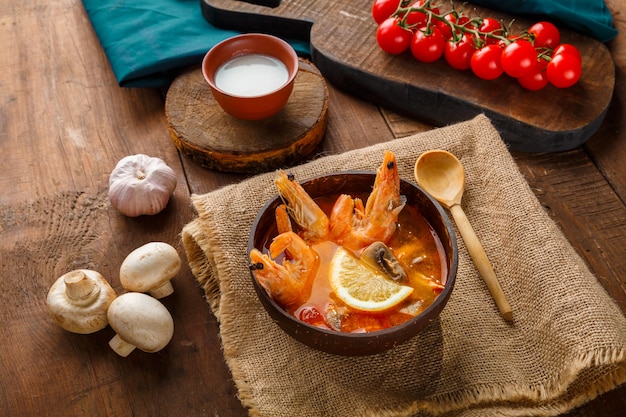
[
  {"left": 414, "top": 150, "right": 465, "bottom": 208},
  {"left": 415, "top": 150, "right": 513, "bottom": 321}
]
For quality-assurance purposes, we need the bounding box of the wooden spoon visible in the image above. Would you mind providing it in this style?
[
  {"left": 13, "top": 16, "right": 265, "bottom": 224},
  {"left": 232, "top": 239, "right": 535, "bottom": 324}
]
[{"left": 415, "top": 150, "right": 513, "bottom": 321}]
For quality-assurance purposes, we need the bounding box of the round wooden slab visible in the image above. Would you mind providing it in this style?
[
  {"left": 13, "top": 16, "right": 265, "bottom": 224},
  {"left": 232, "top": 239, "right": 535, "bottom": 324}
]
[
  {"left": 165, "top": 59, "right": 329, "bottom": 173},
  {"left": 202, "top": 0, "right": 615, "bottom": 153}
]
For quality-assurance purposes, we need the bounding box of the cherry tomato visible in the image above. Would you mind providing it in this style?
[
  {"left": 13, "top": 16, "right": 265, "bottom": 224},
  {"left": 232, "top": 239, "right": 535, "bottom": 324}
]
[
  {"left": 404, "top": 1, "right": 428, "bottom": 28},
  {"left": 411, "top": 26, "right": 446, "bottom": 62},
  {"left": 547, "top": 53, "right": 582, "bottom": 88},
  {"left": 528, "top": 21, "right": 561, "bottom": 49},
  {"left": 444, "top": 34, "right": 476, "bottom": 70},
  {"left": 438, "top": 12, "right": 470, "bottom": 39},
  {"left": 501, "top": 39, "right": 537, "bottom": 78},
  {"left": 453, "top": 13, "right": 470, "bottom": 26},
  {"left": 403, "top": 1, "right": 440, "bottom": 28},
  {"left": 372, "top": 0, "right": 401, "bottom": 24},
  {"left": 517, "top": 59, "right": 549, "bottom": 90},
  {"left": 376, "top": 17, "right": 412, "bottom": 54},
  {"left": 298, "top": 306, "right": 324, "bottom": 326},
  {"left": 470, "top": 44, "right": 503, "bottom": 80},
  {"left": 435, "top": 16, "right": 454, "bottom": 39},
  {"left": 553, "top": 43, "right": 581, "bottom": 61},
  {"left": 426, "top": 3, "right": 439, "bottom": 14},
  {"left": 477, "top": 17, "right": 503, "bottom": 45}
]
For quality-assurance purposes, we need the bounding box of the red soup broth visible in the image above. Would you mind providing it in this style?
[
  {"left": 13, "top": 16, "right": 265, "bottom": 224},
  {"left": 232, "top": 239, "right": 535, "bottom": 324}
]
[{"left": 262, "top": 194, "right": 447, "bottom": 333}]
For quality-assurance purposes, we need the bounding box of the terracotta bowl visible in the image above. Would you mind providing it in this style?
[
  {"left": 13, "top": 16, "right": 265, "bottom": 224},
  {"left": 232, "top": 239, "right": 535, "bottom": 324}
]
[
  {"left": 248, "top": 172, "right": 458, "bottom": 356},
  {"left": 202, "top": 33, "right": 299, "bottom": 120}
]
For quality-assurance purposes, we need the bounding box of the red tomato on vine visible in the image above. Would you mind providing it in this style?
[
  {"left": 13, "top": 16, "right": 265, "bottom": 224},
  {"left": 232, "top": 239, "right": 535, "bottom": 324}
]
[
  {"left": 477, "top": 17, "right": 503, "bottom": 45},
  {"left": 444, "top": 34, "right": 476, "bottom": 70},
  {"left": 435, "top": 14, "right": 454, "bottom": 40},
  {"left": 372, "top": 0, "right": 401, "bottom": 25},
  {"left": 370, "top": 2, "right": 583, "bottom": 90},
  {"left": 553, "top": 44, "right": 581, "bottom": 61},
  {"left": 501, "top": 40, "right": 537, "bottom": 78},
  {"left": 517, "top": 60, "right": 549, "bottom": 90},
  {"left": 404, "top": 1, "right": 429, "bottom": 27},
  {"left": 547, "top": 53, "right": 582, "bottom": 88},
  {"left": 411, "top": 26, "right": 446, "bottom": 63},
  {"left": 528, "top": 21, "right": 561, "bottom": 48},
  {"left": 471, "top": 44, "right": 504, "bottom": 80},
  {"left": 376, "top": 17, "right": 412, "bottom": 54}
]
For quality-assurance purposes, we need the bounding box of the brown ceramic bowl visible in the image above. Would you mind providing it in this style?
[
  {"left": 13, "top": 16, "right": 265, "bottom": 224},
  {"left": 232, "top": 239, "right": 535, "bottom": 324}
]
[
  {"left": 248, "top": 172, "right": 458, "bottom": 356},
  {"left": 202, "top": 33, "right": 299, "bottom": 120}
]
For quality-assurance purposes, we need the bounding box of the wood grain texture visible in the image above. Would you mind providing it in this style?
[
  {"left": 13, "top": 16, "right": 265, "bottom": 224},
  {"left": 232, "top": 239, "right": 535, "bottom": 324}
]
[
  {"left": 1, "top": 0, "right": 624, "bottom": 416},
  {"left": 202, "top": 0, "right": 615, "bottom": 152},
  {"left": 166, "top": 60, "right": 329, "bottom": 173},
  {"left": 0, "top": 2, "right": 246, "bottom": 416}
]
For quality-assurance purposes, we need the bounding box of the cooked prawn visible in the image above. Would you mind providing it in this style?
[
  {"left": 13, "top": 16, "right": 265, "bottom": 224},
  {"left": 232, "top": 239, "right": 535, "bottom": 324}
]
[
  {"left": 329, "top": 150, "right": 406, "bottom": 250},
  {"left": 275, "top": 171, "right": 329, "bottom": 243},
  {"left": 275, "top": 204, "right": 293, "bottom": 235},
  {"left": 249, "top": 231, "right": 320, "bottom": 307}
]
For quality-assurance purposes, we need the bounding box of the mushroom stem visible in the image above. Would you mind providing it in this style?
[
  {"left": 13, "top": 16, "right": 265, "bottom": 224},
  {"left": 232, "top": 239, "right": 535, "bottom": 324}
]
[
  {"left": 64, "top": 270, "right": 101, "bottom": 304},
  {"left": 46, "top": 269, "right": 117, "bottom": 334},
  {"left": 149, "top": 281, "right": 174, "bottom": 299},
  {"left": 109, "top": 333, "right": 137, "bottom": 357}
]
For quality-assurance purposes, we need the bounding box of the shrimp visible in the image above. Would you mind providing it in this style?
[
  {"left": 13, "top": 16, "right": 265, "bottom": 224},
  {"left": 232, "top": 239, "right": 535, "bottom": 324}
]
[
  {"left": 329, "top": 150, "right": 406, "bottom": 250},
  {"left": 275, "top": 204, "right": 293, "bottom": 235},
  {"left": 249, "top": 231, "right": 320, "bottom": 308},
  {"left": 275, "top": 170, "right": 329, "bottom": 243}
]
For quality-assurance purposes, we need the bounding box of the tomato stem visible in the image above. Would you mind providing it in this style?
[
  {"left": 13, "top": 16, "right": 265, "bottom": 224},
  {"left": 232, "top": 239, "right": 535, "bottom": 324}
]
[{"left": 395, "top": 1, "right": 550, "bottom": 53}]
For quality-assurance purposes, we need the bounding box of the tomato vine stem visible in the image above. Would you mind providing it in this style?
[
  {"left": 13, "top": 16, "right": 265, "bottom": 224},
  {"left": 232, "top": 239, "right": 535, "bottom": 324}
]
[{"left": 394, "top": 0, "right": 539, "bottom": 50}]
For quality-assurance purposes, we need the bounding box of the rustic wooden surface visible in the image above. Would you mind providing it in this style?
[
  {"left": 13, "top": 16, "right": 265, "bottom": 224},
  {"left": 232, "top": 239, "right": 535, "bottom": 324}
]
[
  {"left": 0, "top": 0, "right": 624, "bottom": 416},
  {"left": 202, "top": 0, "right": 615, "bottom": 152},
  {"left": 165, "top": 59, "right": 329, "bottom": 173}
]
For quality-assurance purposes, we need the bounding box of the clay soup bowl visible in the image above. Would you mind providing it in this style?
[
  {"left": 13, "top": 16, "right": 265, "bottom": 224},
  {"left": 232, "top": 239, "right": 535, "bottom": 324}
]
[{"left": 248, "top": 172, "right": 458, "bottom": 356}]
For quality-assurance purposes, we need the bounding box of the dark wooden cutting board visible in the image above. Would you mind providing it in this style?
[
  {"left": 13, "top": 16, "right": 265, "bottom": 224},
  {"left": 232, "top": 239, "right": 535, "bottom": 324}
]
[{"left": 201, "top": 0, "right": 614, "bottom": 153}]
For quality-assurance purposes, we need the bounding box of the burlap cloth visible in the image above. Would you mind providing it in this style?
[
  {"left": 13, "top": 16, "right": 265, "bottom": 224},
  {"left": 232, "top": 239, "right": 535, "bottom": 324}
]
[{"left": 181, "top": 115, "right": 626, "bottom": 417}]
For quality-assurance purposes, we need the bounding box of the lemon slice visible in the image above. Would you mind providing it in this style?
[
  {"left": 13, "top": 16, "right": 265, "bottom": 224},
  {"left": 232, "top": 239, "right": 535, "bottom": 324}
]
[{"left": 329, "top": 247, "right": 414, "bottom": 312}]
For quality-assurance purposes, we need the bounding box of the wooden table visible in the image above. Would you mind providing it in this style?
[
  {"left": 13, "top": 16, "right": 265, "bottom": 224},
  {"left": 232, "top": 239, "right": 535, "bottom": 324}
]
[{"left": 1, "top": 1, "right": 624, "bottom": 416}]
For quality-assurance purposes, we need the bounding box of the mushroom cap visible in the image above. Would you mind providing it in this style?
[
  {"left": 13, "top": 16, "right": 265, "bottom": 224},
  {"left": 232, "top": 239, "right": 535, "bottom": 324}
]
[
  {"left": 46, "top": 269, "right": 117, "bottom": 334},
  {"left": 119, "top": 242, "right": 181, "bottom": 294},
  {"left": 107, "top": 292, "right": 174, "bottom": 353}
]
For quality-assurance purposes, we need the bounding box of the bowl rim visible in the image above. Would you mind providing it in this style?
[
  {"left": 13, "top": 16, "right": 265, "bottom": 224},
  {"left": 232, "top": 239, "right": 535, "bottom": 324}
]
[
  {"left": 202, "top": 33, "right": 299, "bottom": 99},
  {"left": 247, "top": 170, "right": 458, "bottom": 344}
]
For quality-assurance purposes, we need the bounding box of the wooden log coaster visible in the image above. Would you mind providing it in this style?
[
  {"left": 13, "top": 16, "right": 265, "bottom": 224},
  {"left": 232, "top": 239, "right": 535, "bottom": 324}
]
[
  {"left": 201, "top": 0, "right": 615, "bottom": 153},
  {"left": 165, "top": 59, "right": 329, "bottom": 174}
]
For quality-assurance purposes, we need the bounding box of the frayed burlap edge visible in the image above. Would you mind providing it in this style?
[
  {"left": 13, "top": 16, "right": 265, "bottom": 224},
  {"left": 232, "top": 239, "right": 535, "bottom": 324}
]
[
  {"left": 182, "top": 219, "right": 223, "bottom": 318},
  {"left": 182, "top": 201, "right": 264, "bottom": 416},
  {"left": 181, "top": 115, "right": 626, "bottom": 417},
  {"left": 410, "top": 348, "right": 626, "bottom": 417}
]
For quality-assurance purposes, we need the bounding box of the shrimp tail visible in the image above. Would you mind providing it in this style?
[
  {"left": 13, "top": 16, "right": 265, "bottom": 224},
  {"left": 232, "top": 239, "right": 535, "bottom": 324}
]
[
  {"left": 275, "top": 171, "right": 330, "bottom": 243},
  {"left": 250, "top": 231, "right": 319, "bottom": 307},
  {"left": 275, "top": 204, "right": 293, "bottom": 235},
  {"left": 329, "top": 150, "right": 406, "bottom": 250}
]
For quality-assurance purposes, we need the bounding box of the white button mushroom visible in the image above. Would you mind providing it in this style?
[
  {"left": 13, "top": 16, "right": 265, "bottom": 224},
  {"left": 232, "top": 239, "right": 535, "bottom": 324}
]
[
  {"left": 119, "top": 242, "right": 181, "bottom": 299},
  {"left": 107, "top": 292, "right": 174, "bottom": 357},
  {"left": 46, "top": 269, "right": 117, "bottom": 334}
]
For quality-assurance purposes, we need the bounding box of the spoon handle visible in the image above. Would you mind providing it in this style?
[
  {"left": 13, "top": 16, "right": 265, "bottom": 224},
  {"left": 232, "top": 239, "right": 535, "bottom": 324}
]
[{"left": 449, "top": 204, "right": 513, "bottom": 321}]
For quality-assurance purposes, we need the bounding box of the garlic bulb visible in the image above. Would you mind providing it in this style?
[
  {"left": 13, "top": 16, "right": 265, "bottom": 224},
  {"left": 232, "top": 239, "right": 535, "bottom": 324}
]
[{"left": 109, "top": 154, "right": 177, "bottom": 217}]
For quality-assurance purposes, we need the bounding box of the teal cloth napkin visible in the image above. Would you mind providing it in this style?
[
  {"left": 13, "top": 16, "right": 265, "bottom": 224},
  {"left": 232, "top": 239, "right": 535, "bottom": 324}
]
[
  {"left": 473, "top": 0, "right": 618, "bottom": 43},
  {"left": 81, "top": 0, "right": 309, "bottom": 88},
  {"left": 82, "top": 0, "right": 617, "bottom": 88}
]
